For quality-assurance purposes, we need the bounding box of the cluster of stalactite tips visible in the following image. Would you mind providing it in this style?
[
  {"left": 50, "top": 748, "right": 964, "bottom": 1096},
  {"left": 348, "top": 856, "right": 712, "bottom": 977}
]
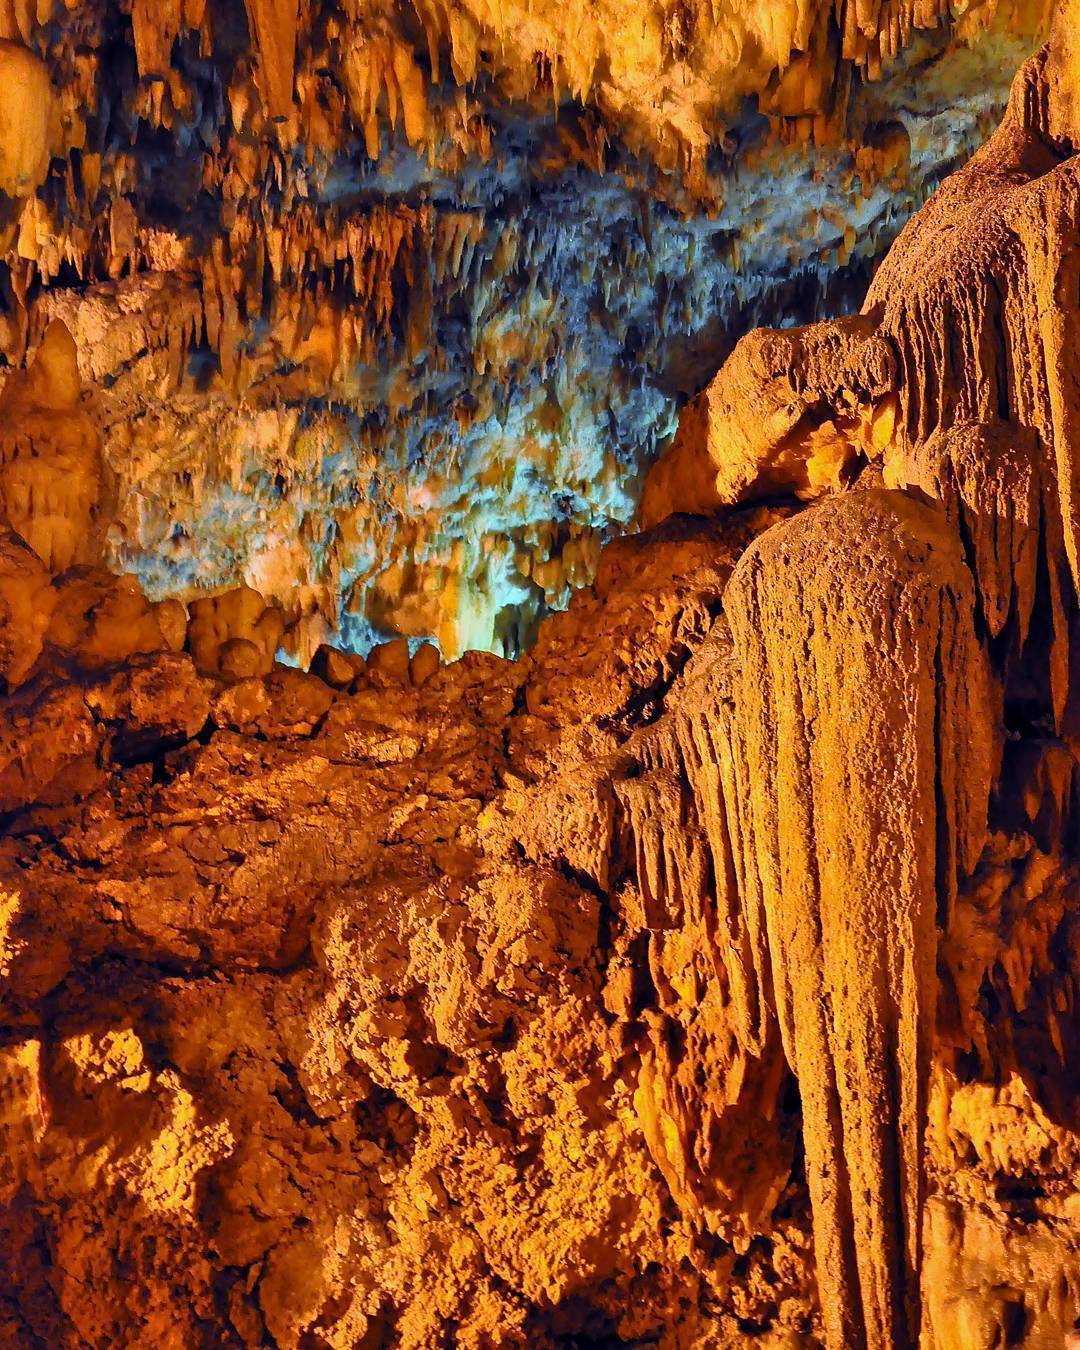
[
  {"left": 5, "top": 0, "right": 1080, "bottom": 1348},
  {"left": 0, "top": 0, "right": 1055, "bottom": 660}
]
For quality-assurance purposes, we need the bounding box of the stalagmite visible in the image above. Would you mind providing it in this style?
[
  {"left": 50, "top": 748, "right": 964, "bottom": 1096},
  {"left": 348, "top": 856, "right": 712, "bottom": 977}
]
[
  {"left": 724, "top": 490, "right": 997, "bottom": 1349},
  {"left": 0, "top": 320, "right": 104, "bottom": 573},
  {"left": 186, "top": 585, "right": 286, "bottom": 677}
]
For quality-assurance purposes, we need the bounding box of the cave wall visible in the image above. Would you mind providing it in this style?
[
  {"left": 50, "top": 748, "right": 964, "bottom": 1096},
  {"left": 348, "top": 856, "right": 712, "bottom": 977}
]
[{"left": 4, "top": 2, "right": 1080, "bottom": 1348}]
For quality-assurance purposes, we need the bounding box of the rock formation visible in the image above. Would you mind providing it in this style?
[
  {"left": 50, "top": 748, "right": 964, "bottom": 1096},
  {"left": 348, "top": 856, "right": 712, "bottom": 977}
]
[
  {"left": 640, "top": 315, "right": 900, "bottom": 523},
  {"left": 0, "top": 0, "right": 1053, "bottom": 655},
  {"left": 0, "top": 319, "right": 106, "bottom": 574},
  {"left": 2, "top": 0, "right": 1080, "bottom": 1347}
]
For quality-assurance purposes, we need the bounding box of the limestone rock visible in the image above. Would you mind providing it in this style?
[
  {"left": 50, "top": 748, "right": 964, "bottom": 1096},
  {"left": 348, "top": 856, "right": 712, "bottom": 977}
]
[
  {"left": 258, "top": 668, "right": 334, "bottom": 736},
  {"left": 312, "top": 643, "right": 361, "bottom": 689},
  {"left": 0, "top": 528, "right": 53, "bottom": 688},
  {"left": 45, "top": 570, "right": 179, "bottom": 670},
  {"left": 187, "top": 586, "right": 286, "bottom": 678},
  {"left": 0, "top": 322, "right": 104, "bottom": 574},
  {"left": 211, "top": 675, "right": 273, "bottom": 734},
  {"left": 0, "top": 40, "right": 55, "bottom": 199},
  {"left": 0, "top": 679, "right": 100, "bottom": 813},
  {"left": 409, "top": 642, "right": 440, "bottom": 688},
  {"left": 4, "top": 3, "right": 1080, "bottom": 1348},
  {"left": 725, "top": 490, "right": 996, "bottom": 1349},
  {"left": 84, "top": 652, "right": 211, "bottom": 762},
  {"left": 367, "top": 637, "right": 411, "bottom": 686},
  {"left": 641, "top": 315, "right": 898, "bottom": 525},
  {"left": 218, "top": 636, "right": 267, "bottom": 681},
  {"left": 154, "top": 598, "right": 188, "bottom": 653}
]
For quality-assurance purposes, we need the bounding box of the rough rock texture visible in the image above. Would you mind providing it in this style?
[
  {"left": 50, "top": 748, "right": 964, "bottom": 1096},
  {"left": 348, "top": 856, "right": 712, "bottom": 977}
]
[
  {"left": 5, "top": 2, "right": 1080, "bottom": 1348},
  {"left": 725, "top": 490, "right": 996, "bottom": 1348},
  {"left": 0, "top": 0, "right": 1054, "bottom": 655},
  {"left": 3, "top": 509, "right": 826, "bottom": 1348},
  {"left": 640, "top": 315, "right": 899, "bottom": 522}
]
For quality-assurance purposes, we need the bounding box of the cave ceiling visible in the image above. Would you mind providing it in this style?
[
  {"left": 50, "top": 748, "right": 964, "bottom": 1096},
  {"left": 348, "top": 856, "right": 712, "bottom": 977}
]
[{"left": 0, "top": 0, "right": 1053, "bottom": 658}]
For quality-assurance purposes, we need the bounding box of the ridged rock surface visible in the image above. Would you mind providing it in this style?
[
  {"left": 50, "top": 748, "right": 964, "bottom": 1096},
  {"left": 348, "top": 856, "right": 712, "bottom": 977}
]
[{"left": 5, "top": 2, "right": 1080, "bottom": 1348}]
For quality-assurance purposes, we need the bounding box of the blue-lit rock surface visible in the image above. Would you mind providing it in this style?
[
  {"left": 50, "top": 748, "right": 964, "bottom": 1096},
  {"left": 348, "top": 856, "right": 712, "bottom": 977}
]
[{"left": 0, "top": 0, "right": 1049, "bottom": 657}]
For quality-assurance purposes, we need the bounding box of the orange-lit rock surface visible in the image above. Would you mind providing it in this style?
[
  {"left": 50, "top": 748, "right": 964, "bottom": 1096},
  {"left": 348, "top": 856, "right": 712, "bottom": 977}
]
[
  {"left": 0, "top": 319, "right": 105, "bottom": 574},
  {"left": 0, "top": 0, "right": 1055, "bottom": 655},
  {"left": 5, "top": 1, "right": 1080, "bottom": 1348}
]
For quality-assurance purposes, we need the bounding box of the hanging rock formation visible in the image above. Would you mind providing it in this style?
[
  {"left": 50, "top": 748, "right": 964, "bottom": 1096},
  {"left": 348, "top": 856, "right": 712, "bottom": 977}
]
[
  {"left": 4, "top": 1, "right": 1080, "bottom": 1348},
  {"left": 0, "top": 0, "right": 1054, "bottom": 656},
  {"left": 0, "top": 39, "right": 55, "bottom": 201},
  {"left": 243, "top": 0, "right": 300, "bottom": 118},
  {"left": 724, "top": 490, "right": 996, "bottom": 1349}
]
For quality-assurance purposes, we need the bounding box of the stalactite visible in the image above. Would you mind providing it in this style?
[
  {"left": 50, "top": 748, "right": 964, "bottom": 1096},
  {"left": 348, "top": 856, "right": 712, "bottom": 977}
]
[
  {"left": 242, "top": 0, "right": 299, "bottom": 120},
  {"left": 723, "top": 490, "right": 996, "bottom": 1349},
  {"left": 130, "top": 0, "right": 184, "bottom": 83},
  {"left": 885, "top": 421, "right": 1043, "bottom": 645},
  {"left": 0, "top": 39, "right": 56, "bottom": 200},
  {"left": 623, "top": 620, "right": 772, "bottom": 1057}
]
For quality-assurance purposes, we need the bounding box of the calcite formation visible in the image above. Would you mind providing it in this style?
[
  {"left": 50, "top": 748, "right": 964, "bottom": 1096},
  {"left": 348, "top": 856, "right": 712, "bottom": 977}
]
[
  {"left": 0, "top": 319, "right": 105, "bottom": 573},
  {"left": 0, "top": 38, "right": 56, "bottom": 200},
  {"left": 640, "top": 315, "right": 900, "bottom": 522},
  {"left": 0, "top": 0, "right": 1054, "bottom": 656},
  {"left": 4, "top": 1, "right": 1080, "bottom": 1348}
]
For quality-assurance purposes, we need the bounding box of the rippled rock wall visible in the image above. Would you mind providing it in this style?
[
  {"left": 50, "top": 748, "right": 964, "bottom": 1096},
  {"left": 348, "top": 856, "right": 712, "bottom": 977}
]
[{"left": 3, "top": 3, "right": 1080, "bottom": 1348}]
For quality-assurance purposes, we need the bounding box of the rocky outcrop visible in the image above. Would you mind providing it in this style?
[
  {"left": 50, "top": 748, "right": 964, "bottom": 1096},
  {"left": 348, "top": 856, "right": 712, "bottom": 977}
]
[
  {"left": 1, "top": 505, "right": 826, "bottom": 1347},
  {"left": 0, "top": 425, "right": 1074, "bottom": 1347},
  {"left": 641, "top": 315, "right": 899, "bottom": 523},
  {"left": 4, "top": 2, "right": 1080, "bottom": 1348}
]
